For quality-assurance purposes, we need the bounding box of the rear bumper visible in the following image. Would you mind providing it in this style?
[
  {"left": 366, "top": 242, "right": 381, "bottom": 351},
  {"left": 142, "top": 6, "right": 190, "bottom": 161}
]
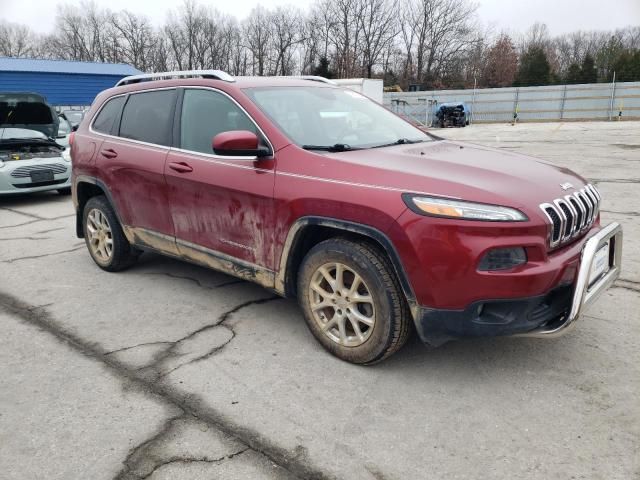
[{"left": 416, "top": 222, "right": 623, "bottom": 346}]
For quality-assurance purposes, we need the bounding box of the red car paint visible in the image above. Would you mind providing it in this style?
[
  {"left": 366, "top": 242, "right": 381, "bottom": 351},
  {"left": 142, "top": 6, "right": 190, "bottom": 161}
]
[{"left": 72, "top": 77, "right": 600, "bottom": 317}]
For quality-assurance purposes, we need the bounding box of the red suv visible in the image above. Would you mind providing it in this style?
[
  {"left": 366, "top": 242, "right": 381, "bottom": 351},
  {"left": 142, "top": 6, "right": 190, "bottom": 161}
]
[{"left": 71, "top": 71, "right": 623, "bottom": 364}]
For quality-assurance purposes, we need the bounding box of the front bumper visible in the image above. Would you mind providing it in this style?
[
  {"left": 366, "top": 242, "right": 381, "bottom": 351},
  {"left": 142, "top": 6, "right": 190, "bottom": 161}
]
[
  {"left": 0, "top": 158, "right": 71, "bottom": 195},
  {"left": 416, "top": 222, "right": 623, "bottom": 346}
]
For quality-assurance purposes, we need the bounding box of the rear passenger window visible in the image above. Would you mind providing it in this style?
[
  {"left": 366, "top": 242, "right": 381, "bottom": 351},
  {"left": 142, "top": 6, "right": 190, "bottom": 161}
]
[
  {"left": 92, "top": 96, "right": 125, "bottom": 134},
  {"left": 180, "top": 89, "right": 257, "bottom": 154},
  {"left": 119, "top": 90, "right": 176, "bottom": 146}
]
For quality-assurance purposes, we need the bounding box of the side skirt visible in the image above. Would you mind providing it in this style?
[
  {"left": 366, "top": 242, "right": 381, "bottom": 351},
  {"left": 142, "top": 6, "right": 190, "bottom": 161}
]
[{"left": 123, "top": 226, "right": 276, "bottom": 290}]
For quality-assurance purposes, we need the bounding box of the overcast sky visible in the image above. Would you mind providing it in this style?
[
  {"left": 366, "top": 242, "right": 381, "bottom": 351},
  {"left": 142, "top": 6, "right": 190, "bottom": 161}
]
[{"left": 1, "top": 0, "right": 638, "bottom": 36}]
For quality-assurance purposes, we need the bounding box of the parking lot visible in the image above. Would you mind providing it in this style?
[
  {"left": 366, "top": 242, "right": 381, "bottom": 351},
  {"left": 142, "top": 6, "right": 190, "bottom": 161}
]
[{"left": 1, "top": 121, "right": 638, "bottom": 479}]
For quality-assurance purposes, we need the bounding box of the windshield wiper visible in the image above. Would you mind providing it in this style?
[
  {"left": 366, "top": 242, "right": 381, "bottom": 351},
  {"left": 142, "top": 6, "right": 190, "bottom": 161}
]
[
  {"left": 302, "top": 143, "right": 356, "bottom": 152},
  {"left": 369, "top": 138, "right": 426, "bottom": 149}
]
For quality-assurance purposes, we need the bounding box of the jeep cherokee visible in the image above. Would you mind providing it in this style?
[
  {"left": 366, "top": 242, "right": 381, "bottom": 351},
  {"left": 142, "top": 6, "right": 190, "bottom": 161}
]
[{"left": 71, "top": 70, "right": 623, "bottom": 364}]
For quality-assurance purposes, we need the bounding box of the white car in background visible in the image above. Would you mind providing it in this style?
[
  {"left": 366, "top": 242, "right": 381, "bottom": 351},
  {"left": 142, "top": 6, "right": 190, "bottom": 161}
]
[{"left": 0, "top": 93, "right": 72, "bottom": 196}]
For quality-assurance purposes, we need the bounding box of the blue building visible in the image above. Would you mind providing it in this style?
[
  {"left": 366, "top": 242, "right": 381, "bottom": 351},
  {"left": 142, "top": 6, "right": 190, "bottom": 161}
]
[{"left": 0, "top": 57, "right": 140, "bottom": 106}]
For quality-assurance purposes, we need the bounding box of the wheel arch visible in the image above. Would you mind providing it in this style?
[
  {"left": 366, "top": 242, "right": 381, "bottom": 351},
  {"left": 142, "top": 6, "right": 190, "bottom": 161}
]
[
  {"left": 74, "top": 176, "right": 123, "bottom": 238},
  {"left": 276, "top": 216, "right": 418, "bottom": 318}
]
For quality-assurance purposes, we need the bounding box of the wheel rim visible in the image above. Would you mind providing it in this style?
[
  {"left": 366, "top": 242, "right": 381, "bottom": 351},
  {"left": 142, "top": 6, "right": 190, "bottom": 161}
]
[
  {"left": 309, "top": 262, "right": 376, "bottom": 347},
  {"left": 86, "top": 208, "right": 113, "bottom": 263}
]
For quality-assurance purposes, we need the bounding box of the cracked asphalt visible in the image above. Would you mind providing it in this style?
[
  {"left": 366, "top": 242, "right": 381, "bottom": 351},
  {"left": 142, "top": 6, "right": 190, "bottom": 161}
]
[{"left": 1, "top": 121, "right": 639, "bottom": 480}]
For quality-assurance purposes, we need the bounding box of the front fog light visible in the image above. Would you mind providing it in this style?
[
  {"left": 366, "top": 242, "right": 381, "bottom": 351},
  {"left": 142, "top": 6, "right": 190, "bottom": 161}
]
[{"left": 478, "top": 247, "right": 527, "bottom": 271}]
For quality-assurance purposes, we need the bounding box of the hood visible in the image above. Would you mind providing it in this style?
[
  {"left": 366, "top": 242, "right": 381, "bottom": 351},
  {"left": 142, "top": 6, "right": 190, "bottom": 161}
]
[
  {"left": 322, "top": 140, "right": 588, "bottom": 210},
  {"left": 0, "top": 93, "right": 59, "bottom": 139}
]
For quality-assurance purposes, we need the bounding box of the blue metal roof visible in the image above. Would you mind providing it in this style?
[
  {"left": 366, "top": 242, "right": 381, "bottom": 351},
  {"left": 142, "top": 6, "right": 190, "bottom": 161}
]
[{"left": 0, "top": 57, "right": 140, "bottom": 76}]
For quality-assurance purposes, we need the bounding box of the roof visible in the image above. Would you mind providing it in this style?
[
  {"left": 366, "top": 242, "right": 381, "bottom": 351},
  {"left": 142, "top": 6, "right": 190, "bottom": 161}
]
[{"left": 0, "top": 57, "right": 140, "bottom": 76}]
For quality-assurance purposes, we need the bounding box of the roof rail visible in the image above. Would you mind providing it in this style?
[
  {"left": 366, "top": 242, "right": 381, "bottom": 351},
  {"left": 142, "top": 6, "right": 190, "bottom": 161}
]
[
  {"left": 116, "top": 70, "right": 235, "bottom": 87},
  {"left": 293, "top": 75, "right": 337, "bottom": 85}
]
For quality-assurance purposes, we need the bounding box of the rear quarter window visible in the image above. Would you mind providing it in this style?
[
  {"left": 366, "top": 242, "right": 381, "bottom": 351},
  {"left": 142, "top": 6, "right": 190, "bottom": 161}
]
[
  {"left": 119, "top": 90, "right": 176, "bottom": 146},
  {"left": 92, "top": 96, "right": 126, "bottom": 135}
]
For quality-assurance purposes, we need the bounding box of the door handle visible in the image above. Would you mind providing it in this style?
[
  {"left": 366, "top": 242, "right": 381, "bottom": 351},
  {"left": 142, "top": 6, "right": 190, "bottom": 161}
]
[
  {"left": 168, "top": 162, "right": 193, "bottom": 173},
  {"left": 100, "top": 148, "right": 118, "bottom": 159}
]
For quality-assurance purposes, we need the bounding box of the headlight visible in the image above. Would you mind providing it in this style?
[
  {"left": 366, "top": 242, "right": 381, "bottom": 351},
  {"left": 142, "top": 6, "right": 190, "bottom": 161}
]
[
  {"left": 403, "top": 194, "right": 528, "bottom": 221},
  {"left": 62, "top": 148, "right": 71, "bottom": 162}
]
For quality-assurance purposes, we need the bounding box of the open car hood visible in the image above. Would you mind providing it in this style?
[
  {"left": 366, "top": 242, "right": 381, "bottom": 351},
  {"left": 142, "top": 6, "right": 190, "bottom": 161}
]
[{"left": 0, "top": 92, "right": 59, "bottom": 139}]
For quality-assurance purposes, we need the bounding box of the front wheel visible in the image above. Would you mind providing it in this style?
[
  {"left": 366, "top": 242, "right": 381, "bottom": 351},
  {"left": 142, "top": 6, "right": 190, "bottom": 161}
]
[{"left": 297, "top": 238, "right": 411, "bottom": 364}]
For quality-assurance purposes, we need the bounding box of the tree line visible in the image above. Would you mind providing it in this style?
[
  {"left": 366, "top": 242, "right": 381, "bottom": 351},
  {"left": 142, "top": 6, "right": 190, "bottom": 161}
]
[{"left": 1, "top": 0, "right": 639, "bottom": 89}]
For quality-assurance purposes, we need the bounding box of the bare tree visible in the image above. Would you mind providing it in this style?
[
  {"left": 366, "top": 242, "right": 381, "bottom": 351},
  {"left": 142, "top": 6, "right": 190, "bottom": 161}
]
[
  {"left": 243, "top": 6, "right": 272, "bottom": 75},
  {"left": 0, "top": 21, "right": 36, "bottom": 57},
  {"left": 269, "top": 7, "right": 303, "bottom": 75},
  {"left": 357, "top": 0, "right": 397, "bottom": 77}
]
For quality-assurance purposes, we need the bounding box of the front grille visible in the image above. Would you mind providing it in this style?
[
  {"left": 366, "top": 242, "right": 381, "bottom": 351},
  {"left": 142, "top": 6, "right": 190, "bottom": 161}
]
[
  {"left": 10, "top": 163, "right": 68, "bottom": 178},
  {"left": 540, "top": 184, "right": 601, "bottom": 249},
  {"left": 12, "top": 178, "right": 68, "bottom": 188}
]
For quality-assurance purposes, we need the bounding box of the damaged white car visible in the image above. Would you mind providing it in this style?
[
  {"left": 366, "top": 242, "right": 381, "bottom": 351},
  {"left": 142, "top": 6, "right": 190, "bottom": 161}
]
[{"left": 0, "top": 93, "right": 71, "bottom": 196}]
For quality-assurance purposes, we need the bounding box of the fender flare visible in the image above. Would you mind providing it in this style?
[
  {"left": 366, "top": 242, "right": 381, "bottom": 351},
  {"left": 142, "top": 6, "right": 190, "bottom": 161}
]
[{"left": 276, "top": 216, "right": 419, "bottom": 318}]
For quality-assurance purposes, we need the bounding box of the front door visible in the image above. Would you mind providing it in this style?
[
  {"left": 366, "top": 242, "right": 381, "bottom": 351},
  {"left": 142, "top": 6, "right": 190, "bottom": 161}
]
[{"left": 165, "top": 88, "right": 276, "bottom": 279}]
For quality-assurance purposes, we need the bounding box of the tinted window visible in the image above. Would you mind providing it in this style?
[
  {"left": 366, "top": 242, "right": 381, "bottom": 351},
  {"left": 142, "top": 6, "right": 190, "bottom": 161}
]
[
  {"left": 119, "top": 90, "right": 176, "bottom": 146},
  {"left": 92, "top": 96, "right": 125, "bottom": 134},
  {"left": 180, "top": 89, "right": 257, "bottom": 154}
]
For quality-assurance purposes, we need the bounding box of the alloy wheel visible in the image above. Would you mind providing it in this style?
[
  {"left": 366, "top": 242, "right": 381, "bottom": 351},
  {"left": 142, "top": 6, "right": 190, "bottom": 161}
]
[
  {"left": 86, "top": 208, "right": 114, "bottom": 263},
  {"left": 309, "top": 262, "right": 376, "bottom": 347}
]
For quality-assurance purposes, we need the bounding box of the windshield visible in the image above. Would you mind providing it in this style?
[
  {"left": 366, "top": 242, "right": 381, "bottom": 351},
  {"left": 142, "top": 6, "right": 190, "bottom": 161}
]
[
  {"left": 63, "top": 111, "right": 84, "bottom": 124},
  {"left": 244, "top": 86, "right": 430, "bottom": 150},
  {"left": 0, "top": 127, "right": 47, "bottom": 141}
]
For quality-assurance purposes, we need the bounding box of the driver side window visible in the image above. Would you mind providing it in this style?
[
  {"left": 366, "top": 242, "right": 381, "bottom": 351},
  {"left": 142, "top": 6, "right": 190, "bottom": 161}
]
[{"left": 180, "top": 89, "right": 258, "bottom": 155}]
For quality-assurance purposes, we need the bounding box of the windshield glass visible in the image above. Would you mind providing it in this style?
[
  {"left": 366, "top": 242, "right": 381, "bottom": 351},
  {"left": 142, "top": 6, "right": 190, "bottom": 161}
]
[
  {"left": 244, "top": 86, "right": 430, "bottom": 150},
  {"left": 63, "top": 111, "right": 84, "bottom": 124},
  {"left": 0, "top": 127, "right": 47, "bottom": 141}
]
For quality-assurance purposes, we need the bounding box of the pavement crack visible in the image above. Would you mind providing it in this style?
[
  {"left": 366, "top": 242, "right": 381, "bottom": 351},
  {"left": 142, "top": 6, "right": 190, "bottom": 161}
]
[
  {"left": 138, "top": 448, "right": 251, "bottom": 480},
  {"left": 34, "top": 226, "right": 67, "bottom": 234},
  {"left": 0, "top": 291, "right": 323, "bottom": 480},
  {"left": 0, "top": 206, "right": 46, "bottom": 220},
  {"left": 153, "top": 295, "right": 281, "bottom": 378},
  {"left": 591, "top": 178, "right": 640, "bottom": 185},
  {"left": 600, "top": 209, "right": 640, "bottom": 217},
  {"left": 0, "top": 236, "right": 52, "bottom": 241},
  {"left": 613, "top": 278, "right": 640, "bottom": 293},
  {"left": 2, "top": 245, "right": 84, "bottom": 263},
  {"left": 104, "top": 341, "right": 175, "bottom": 356}
]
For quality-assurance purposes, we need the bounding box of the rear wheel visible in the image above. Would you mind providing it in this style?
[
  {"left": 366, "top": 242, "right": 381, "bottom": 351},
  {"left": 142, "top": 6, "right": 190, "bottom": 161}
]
[
  {"left": 297, "top": 238, "right": 411, "bottom": 364},
  {"left": 82, "top": 196, "right": 138, "bottom": 271}
]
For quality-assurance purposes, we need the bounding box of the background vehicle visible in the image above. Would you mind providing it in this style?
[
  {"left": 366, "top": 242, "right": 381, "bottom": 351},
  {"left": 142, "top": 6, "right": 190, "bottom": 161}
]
[
  {"left": 71, "top": 71, "right": 622, "bottom": 364},
  {"left": 0, "top": 93, "right": 71, "bottom": 195},
  {"left": 433, "top": 102, "right": 470, "bottom": 127},
  {"left": 60, "top": 109, "right": 86, "bottom": 129}
]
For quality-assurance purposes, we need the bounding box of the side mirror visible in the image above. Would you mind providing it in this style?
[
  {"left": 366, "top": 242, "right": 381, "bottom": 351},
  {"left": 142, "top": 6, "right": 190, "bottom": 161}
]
[{"left": 212, "top": 130, "right": 270, "bottom": 158}]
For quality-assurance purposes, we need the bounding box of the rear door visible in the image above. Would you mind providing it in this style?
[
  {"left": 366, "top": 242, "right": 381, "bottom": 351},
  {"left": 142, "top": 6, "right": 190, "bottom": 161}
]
[
  {"left": 165, "top": 87, "right": 276, "bottom": 270},
  {"left": 96, "top": 89, "right": 177, "bottom": 246}
]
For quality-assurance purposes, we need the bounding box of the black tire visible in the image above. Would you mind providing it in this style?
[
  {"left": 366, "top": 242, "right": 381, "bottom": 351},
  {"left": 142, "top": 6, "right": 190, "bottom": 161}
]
[
  {"left": 82, "top": 195, "right": 138, "bottom": 272},
  {"left": 57, "top": 187, "right": 72, "bottom": 195},
  {"left": 297, "top": 238, "right": 411, "bottom": 364}
]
